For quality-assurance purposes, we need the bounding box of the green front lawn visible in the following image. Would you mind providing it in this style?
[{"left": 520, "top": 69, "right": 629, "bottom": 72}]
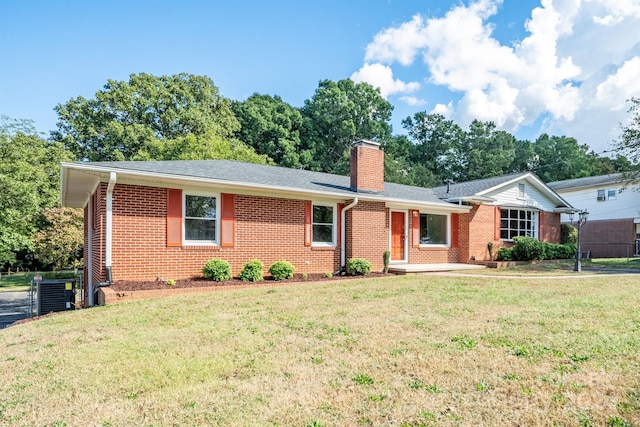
[
  {"left": 0, "top": 270, "right": 78, "bottom": 291},
  {"left": 1, "top": 274, "right": 638, "bottom": 426}
]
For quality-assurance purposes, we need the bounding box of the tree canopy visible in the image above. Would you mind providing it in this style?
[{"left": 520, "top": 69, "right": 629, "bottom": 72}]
[
  {"left": 614, "top": 97, "right": 640, "bottom": 181},
  {"left": 0, "top": 117, "right": 73, "bottom": 267},
  {"left": 300, "top": 79, "right": 393, "bottom": 174},
  {"left": 51, "top": 73, "right": 242, "bottom": 161}
]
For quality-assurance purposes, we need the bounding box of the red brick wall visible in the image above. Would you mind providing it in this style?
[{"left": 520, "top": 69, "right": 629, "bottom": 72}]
[
  {"left": 459, "top": 204, "right": 502, "bottom": 261},
  {"left": 345, "top": 200, "right": 388, "bottom": 271},
  {"left": 580, "top": 218, "right": 636, "bottom": 258},
  {"left": 350, "top": 145, "right": 384, "bottom": 192},
  {"left": 91, "top": 184, "right": 342, "bottom": 282},
  {"left": 540, "top": 211, "right": 561, "bottom": 244}
]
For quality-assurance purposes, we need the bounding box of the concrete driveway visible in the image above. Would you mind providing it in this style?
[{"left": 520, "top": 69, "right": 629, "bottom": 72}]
[{"left": 0, "top": 290, "right": 32, "bottom": 329}]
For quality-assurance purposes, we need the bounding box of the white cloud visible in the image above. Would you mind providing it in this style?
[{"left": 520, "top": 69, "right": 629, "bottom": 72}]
[
  {"left": 357, "top": 0, "right": 640, "bottom": 152},
  {"left": 350, "top": 63, "right": 420, "bottom": 98},
  {"left": 595, "top": 56, "right": 640, "bottom": 109},
  {"left": 399, "top": 95, "right": 427, "bottom": 107}
]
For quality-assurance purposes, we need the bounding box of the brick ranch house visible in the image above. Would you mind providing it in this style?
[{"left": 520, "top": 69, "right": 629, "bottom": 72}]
[{"left": 60, "top": 140, "right": 573, "bottom": 306}]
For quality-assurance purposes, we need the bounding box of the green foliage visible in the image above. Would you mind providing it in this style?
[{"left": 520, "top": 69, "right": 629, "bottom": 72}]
[
  {"left": 34, "top": 208, "right": 83, "bottom": 270},
  {"left": 351, "top": 374, "right": 374, "bottom": 385},
  {"left": 511, "top": 236, "right": 545, "bottom": 261},
  {"left": 382, "top": 250, "right": 390, "bottom": 273},
  {"left": 166, "top": 279, "right": 176, "bottom": 286},
  {"left": 300, "top": 79, "right": 392, "bottom": 174},
  {"left": 324, "top": 272, "right": 332, "bottom": 279},
  {"left": 269, "top": 260, "right": 295, "bottom": 281},
  {"left": 346, "top": 258, "right": 371, "bottom": 276},
  {"left": 487, "top": 242, "right": 494, "bottom": 260},
  {"left": 52, "top": 73, "right": 242, "bottom": 161},
  {"left": 231, "top": 94, "right": 305, "bottom": 168},
  {"left": 613, "top": 97, "right": 640, "bottom": 175},
  {"left": 0, "top": 117, "right": 73, "bottom": 267},
  {"left": 239, "top": 259, "right": 264, "bottom": 282},
  {"left": 543, "top": 242, "right": 576, "bottom": 260},
  {"left": 302, "top": 273, "right": 308, "bottom": 279},
  {"left": 202, "top": 259, "right": 231, "bottom": 282},
  {"left": 561, "top": 223, "right": 578, "bottom": 245},
  {"left": 496, "top": 247, "right": 513, "bottom": 261}
]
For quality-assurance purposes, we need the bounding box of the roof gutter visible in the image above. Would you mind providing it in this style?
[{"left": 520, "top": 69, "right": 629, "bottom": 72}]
[
  {"left": 340, "top": 197, "right": 358, "bottom": 271},
  {"left": 105, "top": 172, "right": 116, "bottom": 285}
]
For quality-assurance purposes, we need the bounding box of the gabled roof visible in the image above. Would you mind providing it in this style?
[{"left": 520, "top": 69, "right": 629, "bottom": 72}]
[
  {"left": 547, "top": 173, "right": 623, "bottom": 191},
  {"left": 433, "top": 172, "right": 530, "bottom": 199},
  {"left": 432, "top": 172, "right": 573, "bottom": 210},
  {"left": 61, "top": 160, "right": 470, "bottom": 212}
]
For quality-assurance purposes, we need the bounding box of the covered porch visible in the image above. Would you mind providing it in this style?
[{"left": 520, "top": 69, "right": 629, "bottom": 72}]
[{"left": 388, "top": 263, "right": 485, "bottom": 275}]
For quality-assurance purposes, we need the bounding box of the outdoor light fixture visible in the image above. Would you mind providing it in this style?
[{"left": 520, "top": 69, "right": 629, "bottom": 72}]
[{"left": 569, "top": 210, "right": 589, "bottom": 272}]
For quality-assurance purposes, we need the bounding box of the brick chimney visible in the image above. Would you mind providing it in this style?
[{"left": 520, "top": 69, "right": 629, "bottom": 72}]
[{"left": 350, "top": 140, "right": 384, "bottom": 192}]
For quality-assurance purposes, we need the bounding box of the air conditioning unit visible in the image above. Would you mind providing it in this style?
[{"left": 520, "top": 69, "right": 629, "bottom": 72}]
[{"left": 37, "top": 279, "right": 76, "bottom": 316}]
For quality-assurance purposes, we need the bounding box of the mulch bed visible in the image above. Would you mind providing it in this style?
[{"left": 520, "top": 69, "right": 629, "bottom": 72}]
[{"left": 109, "top": 272, "right": 392, "bottom": 292}]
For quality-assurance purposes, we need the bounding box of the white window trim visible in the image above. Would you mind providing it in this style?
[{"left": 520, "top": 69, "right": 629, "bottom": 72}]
[
  {"left": 607, "top": 188, "right": 617, "bottom": 200},
  {"left": 418, "top": 212, "right": 451, "bottom": 248},
  {"left": 183, "top": 190, "right": 220, "bottom": 246},
  {"left": 499, "top": 208, "right": 538, "bottom": 242},
  {"left": 312, "top": 202, "right": 337, "bottom": 247},
  {"left": 597, "top": 189, "right": 606, "bottom": 201}
]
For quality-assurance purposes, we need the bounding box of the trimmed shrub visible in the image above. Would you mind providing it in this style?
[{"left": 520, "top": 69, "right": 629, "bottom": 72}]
[
  {"left": 511, "top": 236, "right": 545, "bottom": 261},
  {"left": 561, "top": 223, "right": 578, "bottom": 245},
  {"left": 382, "top": 250, "right": 390, "bottom": 273},
  {"left": 202, "top": 259, "right": 232, "bottom": 281},
  {"left": 347, "top": 258, "right": 371, "bottom": 276},
  {"left": 496, "top": 247, "right": 513, "bottom": 261},
  {"left": 269, "top": 260, "right": 295, "bottom": 281},
  {"left": 239, "top": 259, "right": 264, "bottom": 282}
]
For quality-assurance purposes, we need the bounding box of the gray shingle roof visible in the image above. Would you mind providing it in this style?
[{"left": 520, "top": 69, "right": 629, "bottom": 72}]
[
  {"left": 90, "top": 160, "right": 448, "bottom": 205},
  {"left": 546, "top": 173, "right": 623, "bottom": 191},
  {"left": 432, "top": 172, "right": 530, "bottom": 198}
]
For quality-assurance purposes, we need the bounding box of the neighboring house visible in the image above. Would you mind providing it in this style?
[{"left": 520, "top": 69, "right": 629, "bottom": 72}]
[
  {"left": 60, "top": 141, "right": 572, "bottom": 306},
  {"left": 547, "top": 174, "right": 640, "bottom": 258}
]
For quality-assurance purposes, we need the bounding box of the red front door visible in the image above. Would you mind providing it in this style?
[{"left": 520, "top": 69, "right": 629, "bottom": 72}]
[{"left": 391, "top": 211, "right": 405, "bottom": 261}]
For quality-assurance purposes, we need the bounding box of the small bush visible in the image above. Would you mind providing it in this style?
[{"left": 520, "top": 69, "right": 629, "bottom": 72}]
[
  {"left": 269, "top": 260, "right": 295, "bottom": 281},
  {"left": 202, "top": 259, "right": 231, "bottom": 281},
  {"left": 239, "top": 259, "right": 264, "bottom": 282},
  {"left": 511, "top": 236, "right": 545, "bottom": 261},
  {"left": 324, "top": 272, "right": 332, "bottom": 279},
  {"left": 382, "top": 250, "right": 390, "bottom": 273},
  {"left": 166, "top": 279, "right": 176, "bottom": 286},
  {"left": 561, "top": 223, "right": 578, "bottom": 245},
  {"left": 347, "top": 258, "right": 371, "bottom": 275},
  {"left": 302, "top": 273, "right": 308, "bottom": 279},
  {"left": 497, "top": 247, "right": 513, "bottom": 261}
]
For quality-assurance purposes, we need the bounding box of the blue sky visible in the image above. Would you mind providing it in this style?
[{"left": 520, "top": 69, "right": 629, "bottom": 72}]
[{"left": 2, "top": 0, "right": 639, "bottom": 154}]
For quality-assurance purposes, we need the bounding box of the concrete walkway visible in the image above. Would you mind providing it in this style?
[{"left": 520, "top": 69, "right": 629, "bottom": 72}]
[{"left": 389, "top": 263, "right": 485, "bottom": 274}]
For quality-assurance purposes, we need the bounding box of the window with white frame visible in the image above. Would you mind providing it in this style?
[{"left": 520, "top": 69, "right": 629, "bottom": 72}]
[
  {"left": 500, "top": 208, "right": 537, "bottom": 240},
  {"left": 517, "top": 183, "right": 525, "bottom": 200},
  {"left": 597, "top": 189, "right": 606, "bottom": 201},
  {"left": 184, "top": 194, "right": 217, "bottom": 243},
  {"left": 607, "top": 189, "right": 617, "bottom": 200},
  {"left": 312, "top": 204, "right": 335, "bottom": 245},
  {"left": 419, "top": 213, "right": 447, "bottom": 245}
]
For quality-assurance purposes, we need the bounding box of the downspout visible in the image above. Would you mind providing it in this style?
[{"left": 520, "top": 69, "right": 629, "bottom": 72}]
[
  {"left": 340, "top": 197, "right": 359, "bottom": 272},
  {"left": 105, "top": 172, "right": 116, "bottom": 285},
  {"left": 86, "top": 192, "right": 93, "bottom": 306}
]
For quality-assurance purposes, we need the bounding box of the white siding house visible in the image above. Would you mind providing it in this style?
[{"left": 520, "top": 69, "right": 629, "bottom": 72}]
[{"left": 547, "top": 174, "right": 640, "bottom": 257}]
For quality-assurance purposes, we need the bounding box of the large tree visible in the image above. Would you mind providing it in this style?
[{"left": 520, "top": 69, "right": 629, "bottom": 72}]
[
  {"left": 0, "top": 117, "right": 72, "bottom": 267},
  {"left": 402, "top": 113, "right": 465, "bottom": 184},
  {"left": 300, "top": 79, "right": 393, "bottom": 174},
  {"left": 231, "top": 94, "right": 307, "bottom": 168},
  {"left": 463, "top": 120, "right": 516, "bottom": 181},
  {"left": 531, "top": 134, "right": 592, "bottom": 182},
  {"left": 51, "top": 73, "right": 241, "bottom": 161}
]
